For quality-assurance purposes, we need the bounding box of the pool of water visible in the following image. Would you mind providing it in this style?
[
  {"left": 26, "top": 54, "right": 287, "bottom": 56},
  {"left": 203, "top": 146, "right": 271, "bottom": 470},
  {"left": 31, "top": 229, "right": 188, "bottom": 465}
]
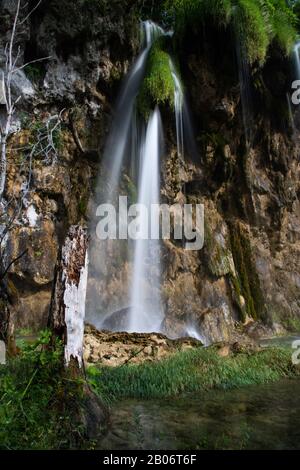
[
  {"left": 260, "top": 334, "right": 300, "bottom": 349},
  {"left": 98, "top": 379, "right": 300, "bottom": 450}
]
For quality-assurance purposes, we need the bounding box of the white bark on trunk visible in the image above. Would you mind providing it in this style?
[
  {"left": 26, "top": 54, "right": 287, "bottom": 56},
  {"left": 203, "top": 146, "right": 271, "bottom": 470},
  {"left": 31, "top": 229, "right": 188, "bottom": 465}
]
[
  {"left": 64, "top": 249, "right": 88, "bottom": 366},
  {"left": 49, "top": 225, "right": 89, "bottom": 367}
]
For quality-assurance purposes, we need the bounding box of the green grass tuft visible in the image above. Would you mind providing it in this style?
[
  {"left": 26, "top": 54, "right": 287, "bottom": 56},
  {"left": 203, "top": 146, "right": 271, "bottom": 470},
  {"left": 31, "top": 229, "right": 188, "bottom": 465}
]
[{"left": 88, "top": 346, "right": 299, "bottom": 403}]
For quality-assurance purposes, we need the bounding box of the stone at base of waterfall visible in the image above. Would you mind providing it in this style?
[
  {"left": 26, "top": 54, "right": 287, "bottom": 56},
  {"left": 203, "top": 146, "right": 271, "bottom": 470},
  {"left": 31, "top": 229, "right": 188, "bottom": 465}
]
[{"left": 83, "top": 324, "right": 202, "bottom": 367}]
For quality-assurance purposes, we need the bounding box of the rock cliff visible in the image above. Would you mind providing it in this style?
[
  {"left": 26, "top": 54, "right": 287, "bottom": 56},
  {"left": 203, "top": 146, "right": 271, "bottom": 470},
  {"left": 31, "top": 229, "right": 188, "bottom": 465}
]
[{"left": 1, "top": 0, "right": 300, "bottom": 343}]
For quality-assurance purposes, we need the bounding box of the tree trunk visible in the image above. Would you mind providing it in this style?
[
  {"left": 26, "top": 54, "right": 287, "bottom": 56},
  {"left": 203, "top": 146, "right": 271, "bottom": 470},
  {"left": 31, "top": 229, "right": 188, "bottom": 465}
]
[
  {"left": 0, "top": 280, "right": 17, "bottom": 357},
  {"left": 0, "top": 286, "right": 10, "bottom": 344},
  {"left": 0, "top": 134, "right": 7, "bottom": 202},
  {"left": 48, "top": 225, "right": 88, "bottom": 367}
]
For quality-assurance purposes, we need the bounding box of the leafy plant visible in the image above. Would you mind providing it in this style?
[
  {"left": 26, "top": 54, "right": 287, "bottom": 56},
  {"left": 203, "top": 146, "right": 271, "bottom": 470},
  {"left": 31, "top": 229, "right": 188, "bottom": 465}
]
[{"left": 0, "top": 331, "right": 87, "bottom": 450}]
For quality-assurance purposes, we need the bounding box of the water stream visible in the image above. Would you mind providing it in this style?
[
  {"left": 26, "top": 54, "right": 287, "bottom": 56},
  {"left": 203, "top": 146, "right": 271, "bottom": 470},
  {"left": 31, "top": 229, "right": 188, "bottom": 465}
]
[
  {"left": 87, "top": 20, "right": 198, "bottom": 335},
  {"left": 129, "top": 108, "right": 164, "bottom": 332}
]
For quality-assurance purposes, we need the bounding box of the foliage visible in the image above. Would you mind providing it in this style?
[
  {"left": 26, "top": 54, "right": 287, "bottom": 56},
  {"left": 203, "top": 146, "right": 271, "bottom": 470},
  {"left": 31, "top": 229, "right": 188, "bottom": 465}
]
[
  {"left": 137, "top": 38, "right": 175, "bottom": 118},
  {"left": 88, "top": 346, "right": 299, "bottom": 401},
  {"left": 27, "top": 116, "right": 64, "bottom": 165},
  {"left": 163, "top": 0, "right": 298, "bottom": 64},
  {"left": 0, "top": 331, "right": 87, "bottom": 450}
]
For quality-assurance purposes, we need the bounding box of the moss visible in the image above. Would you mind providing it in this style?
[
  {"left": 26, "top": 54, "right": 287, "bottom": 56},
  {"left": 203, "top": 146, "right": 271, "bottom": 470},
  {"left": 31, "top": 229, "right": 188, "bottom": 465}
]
[
  {"left": 137, "top": 38, "right": 176, "bottom": 118},
  {"left": 163, "top": 0, "right": 298, "bottom": 65},
  {"left": 229, "top": 222, "right": 266, "bottom": 322},
  {"left": 89, "top": 346, "right": 299, "bottom": 402}
]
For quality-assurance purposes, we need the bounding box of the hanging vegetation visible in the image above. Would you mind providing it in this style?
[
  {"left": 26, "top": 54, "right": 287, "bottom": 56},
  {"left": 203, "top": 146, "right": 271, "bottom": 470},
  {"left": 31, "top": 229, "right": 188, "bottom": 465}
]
[
  {"left": 137, "top": 38, "right": 176, "bottom": 118},
  {"left": 163, "top": 0, "right": 298, "bottom": 64}
]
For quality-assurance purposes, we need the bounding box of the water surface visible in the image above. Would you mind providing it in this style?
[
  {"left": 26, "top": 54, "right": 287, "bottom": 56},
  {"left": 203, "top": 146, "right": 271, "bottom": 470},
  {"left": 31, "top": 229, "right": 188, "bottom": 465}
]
[{"left": 98, "top": 379, "right": 300, "bottom": 450}]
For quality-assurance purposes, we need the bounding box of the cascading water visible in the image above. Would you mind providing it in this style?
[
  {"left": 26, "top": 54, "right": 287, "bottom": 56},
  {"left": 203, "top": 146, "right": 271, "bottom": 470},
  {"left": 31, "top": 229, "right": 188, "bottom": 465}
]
[
  {"left": 288, "top": 41, "right": 300, "bottom": 135},
  {"left": 102, "top": 21, "right": 164, "bottom": 199},
  {"left": 287, "top": 92, "right": 296, "bottom": 135},
  {"left": 170, "top": 60, "right": 184, "bottom": 160},
  {"left": 86, "top": 21, "right": 166, "bottom": 331},
  {"left": 87, "top": 19, "right": 201, "bottom": 337},
  {"left": 293, "top": 41, "right": 300, "bottom": 80},
  {"left": 235, "top": 36, "right": 253, "bottom": 145},
  {"left": 169, "top": 61, "right": 205, "bottom": 342},
  {"left": 129, "top": 108, "right": 164, "bottom": 332}
]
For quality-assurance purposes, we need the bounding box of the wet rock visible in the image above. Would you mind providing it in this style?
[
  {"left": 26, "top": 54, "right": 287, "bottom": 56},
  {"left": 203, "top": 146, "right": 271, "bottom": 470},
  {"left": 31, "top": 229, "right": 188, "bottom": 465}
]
[{"left": 198, "top": 305, "right": 234, "bottom": 344}]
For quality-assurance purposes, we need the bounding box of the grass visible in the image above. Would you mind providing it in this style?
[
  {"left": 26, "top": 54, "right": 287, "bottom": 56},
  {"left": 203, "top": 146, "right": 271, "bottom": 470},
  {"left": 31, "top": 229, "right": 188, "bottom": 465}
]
[{"left": 88, "top": 345, "right": 300, "bottom": 403}]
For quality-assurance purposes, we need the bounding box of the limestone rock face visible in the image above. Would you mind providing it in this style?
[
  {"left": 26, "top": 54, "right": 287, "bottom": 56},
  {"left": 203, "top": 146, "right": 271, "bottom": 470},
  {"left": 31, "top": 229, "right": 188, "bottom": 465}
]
[
  {"left": 158, "top": 27, "right": 300, "bottom": 341},
  {"left": 0, "top": 0, "right": 141, "bottom": 331},
  {"left": 1, "top": 4, "right": 300, "bottom": 343}
]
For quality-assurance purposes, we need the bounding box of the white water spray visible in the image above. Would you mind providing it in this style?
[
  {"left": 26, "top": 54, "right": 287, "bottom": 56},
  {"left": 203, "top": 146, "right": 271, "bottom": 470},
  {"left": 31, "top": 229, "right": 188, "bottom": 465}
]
[
  {"left": 129, "top": 108, "right": 164, "bottom": 332},
  {"left": 87, "top": 20, "right": 202, "bottom": 338},
  {"left": 103, "top": 21, "right": 165, "bottom": 199},
  {"left": 170, "top": 60, "right": 185, "bottom": 160}
]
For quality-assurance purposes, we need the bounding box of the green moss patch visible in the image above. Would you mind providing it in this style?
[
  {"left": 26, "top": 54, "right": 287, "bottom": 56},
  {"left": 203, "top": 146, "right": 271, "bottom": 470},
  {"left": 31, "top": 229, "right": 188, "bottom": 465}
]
[
  {"left": 163, "top": 0, "right": 298, "bottom": 65},
  {"left": 229, "top": 223, "right": 266, "bottom": 322},
  {"left": 137, "top": 38, "right": 176, "bottom": 118}
]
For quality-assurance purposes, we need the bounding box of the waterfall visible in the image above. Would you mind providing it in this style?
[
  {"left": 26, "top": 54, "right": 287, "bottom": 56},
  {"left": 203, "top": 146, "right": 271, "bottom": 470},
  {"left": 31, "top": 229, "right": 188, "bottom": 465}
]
[
  {"left": 86, "top": 21, "right": 166, "bottom": 331},
  {"left": 129, "top": 108, "right": 164, "bottom": 332},
  {"left": 170, "top": 60, "right": 184, "bottom": 160},
  {"left": 170, "top": 59, "right": 198, "bottom": 164},
  {"left": 287, "top": 92, "right": 296, "bottom": 135},
  {"left": 102, "top": 21, "right": 164, "bottom": 200},
  {"left": 87, "top": 19, "right": 200, "bottom": 337},
  {"left": 235, "top": 36, "right": 253, "bottom": 146},
  {"left": 294, "top": 42, "right": 300, "bottom": 80}
]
